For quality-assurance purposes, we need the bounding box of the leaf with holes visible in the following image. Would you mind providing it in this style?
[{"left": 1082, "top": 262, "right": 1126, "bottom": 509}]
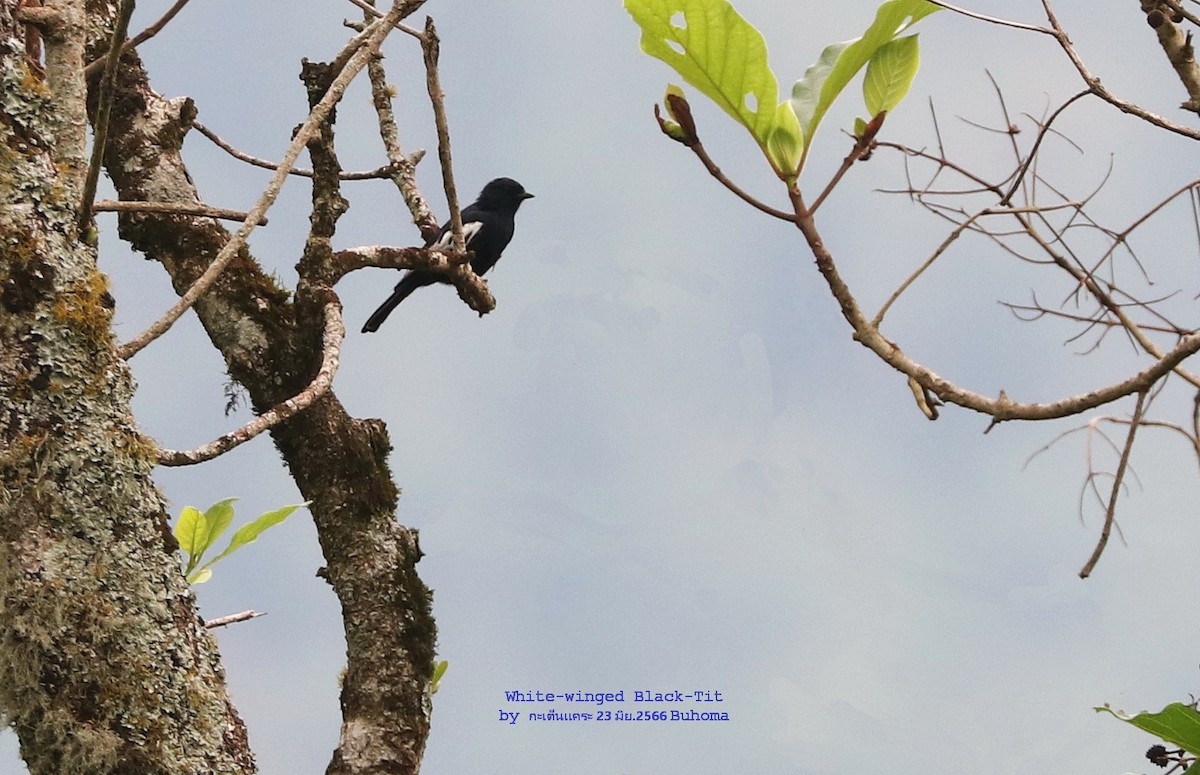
[
  {"left": 791, "top": 0, "right": 938, "bottom": 160},
  {"left": 624, "top": 0, "right": 791, "bottom": 164}
]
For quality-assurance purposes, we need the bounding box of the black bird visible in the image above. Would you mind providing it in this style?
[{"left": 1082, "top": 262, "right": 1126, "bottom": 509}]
[{"left": 362, "top": 177, "right": 534, "bottom": 333}]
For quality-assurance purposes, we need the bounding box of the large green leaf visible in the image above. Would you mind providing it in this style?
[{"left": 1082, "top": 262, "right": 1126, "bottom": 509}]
[
  {"left": 1096, "top": 703, "right": 1200, "bottom": 756},
  {"left": 863, "top": 34, "right": 921, "bottom": 116},
  {"left": 624, "top": 0, "right": 784, "bottom": 151},
  {"left": 791, "top": 0, "right": 939, "bottom": 145}
]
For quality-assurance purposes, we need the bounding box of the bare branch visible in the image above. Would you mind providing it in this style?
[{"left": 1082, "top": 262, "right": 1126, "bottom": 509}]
[
  {"left": 876, "top": 94, "right": 1200, "bottom": 392},
  {"left": 1079, "top": 391, "right": 1148, "bottom": 578},
  {"left": 1000, "top": 90, "right": 1090, "bottom": 206},
  {"left": 807, "top": 126, "right": 878, "bottom": 215},
  {"left": 156, "top": 300, "right": 345, "bottom": 466},
  {"left": 204, "top": 610, "right": 266, "bottom": 629},
  {"left": 344, "top": 0, "right": 424, "bottom": 37},
  {"left": 925, "top": 1, "right": 1055, "bottom": 34},
  {"left": 190, "top": 120, "right": 405, "bottom": 181},
  {"left": 363, "top": 32, "right": 440, "bottom": 239},
  {"left": 78, "top": 0, "right": 134, "bottom": 236},
  {"left": 790, "top": 187, "right": 1200, "bottom": 423},
  {"left": 689, "top": 142, "right": 796, "bottom": 222},
  {"left": 873, "top": 209, "right": 983, "bottom": 326},
  {"left": 82, "top": 0, "right": 194, "bottom": 78},
  {"left": 117, "top": 6, "right": 409, "bottom": 359},
  {"left": 1002, "top": 296, "right": 1189, "bottom": 336},
  {"left": 421, "top": 17, "right": 466, "bottom": 253},
  {"left": 93, "top": 199, "right": 267, "bottom": 225},
  {"left": 1041, "top": 0, "right": 1200, "bottom": 139}
]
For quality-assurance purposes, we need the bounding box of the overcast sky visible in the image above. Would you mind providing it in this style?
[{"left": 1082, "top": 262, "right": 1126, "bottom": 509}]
[{"left": 6, "top": 1, "right": 1200, "bottom": 773}]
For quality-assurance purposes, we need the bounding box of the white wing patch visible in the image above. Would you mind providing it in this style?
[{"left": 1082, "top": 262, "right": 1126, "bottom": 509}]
[{"left": 432, "top": 220, "right": 483, "bottom": 250}]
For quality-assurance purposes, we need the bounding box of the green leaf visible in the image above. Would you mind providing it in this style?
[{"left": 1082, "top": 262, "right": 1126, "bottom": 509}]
[
  {"left": 1095, "top": 703, "right": 1200, "bottom": 756},
  {"left": 624, "top": 0, "right": 785, "bottom": 152},
  {"left": 791, "top": 0, "right": 938, "bottom": 148},
  {"left": 202, "top": 498, "right": 238, "bottom": 548},
  {"left": 863, "top": 34, "right": 921, "bottom": 116},
  {"left": 791, "top": 39, "right": 852, "bottom": 140},
  {"left": 202, "top": 503, "right": 306, "bottom": 570},
  {"left": 227, "top": 504, "right": 303, "bottom": 552},
  {"left": 174, "top": 505, "right": 206, "bottom": 556}
]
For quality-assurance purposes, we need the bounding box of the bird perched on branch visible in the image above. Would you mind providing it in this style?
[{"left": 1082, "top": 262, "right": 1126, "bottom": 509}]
[{"left": 361, "top": 177, "right": 534, "bottom": 333}]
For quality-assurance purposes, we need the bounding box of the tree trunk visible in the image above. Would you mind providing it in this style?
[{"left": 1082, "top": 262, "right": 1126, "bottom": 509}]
[{"left": 0, "top": 1, "right": 254, "bottom": 773}]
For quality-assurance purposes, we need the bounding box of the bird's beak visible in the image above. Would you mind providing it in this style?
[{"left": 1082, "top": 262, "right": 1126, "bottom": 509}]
[{"left": 522, "top": 192, "right": 535, "bottom": 200}]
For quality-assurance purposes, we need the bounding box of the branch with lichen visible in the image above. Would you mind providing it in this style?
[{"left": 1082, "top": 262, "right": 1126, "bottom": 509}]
[{"left": 352, "top": 7, "right": 441, "bottom": 240}]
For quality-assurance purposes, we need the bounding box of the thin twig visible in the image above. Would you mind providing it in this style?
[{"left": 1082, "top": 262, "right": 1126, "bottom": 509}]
[
  {"left": 157, "top": 300, "right": 344, "bottom": 465},
  {"left": 344, "top": 0, "right": 423, "bottom": 37},
  {"left": 78, "top": 0, "right": 134, "bottom": 236},
  {"left": 789, "top": 187, "right": 1200, "bottom": 422},
  {"left": 1000, "top": 90, "right": 1090, "bottom": 206},
  {"left": 807, "top": 146, "right": 866, "bottom": 215},
  {"left": 204, "top": 610, "right": 266, "bottom": 629},
  {"left": 691, "top": 142, "right": 795, "bottom": 222},
  {"left": 1041, "top": 0, "right": 1200, "bottom": 140},
  {"left": 1079, "top": 391, "right": 1148, "bottom": 578},
  {"left": 364, "top": 24, "right": 439, "bottom": 239},
  {"left": 421, "top": 17, "right": 465, "bottom": 252},
  {"left": 82, "top": 0, "right": 193, "bottom": 77},
  {"left": 873, "top": 210, "right": 983, "bottom": 326},
  {"left": 190, "top": 120, "right": 402, "bottom": 181},
  {"left": 118, "top": 4, "right": 408, "bottom": 359},
  {"left": 925, "top": 0, "right": 1054, "bottom": 34},
  {"left": 1002, "top": 297, "right": 1188, "bottom": 336},
  {"left": 93, "top": 199, "right": 266, "bottom": 225}
]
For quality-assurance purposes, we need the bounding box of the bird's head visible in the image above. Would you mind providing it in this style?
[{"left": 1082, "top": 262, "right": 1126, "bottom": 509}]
[{"left": 478, "top": 178, "right": 534, "bottom": 213}]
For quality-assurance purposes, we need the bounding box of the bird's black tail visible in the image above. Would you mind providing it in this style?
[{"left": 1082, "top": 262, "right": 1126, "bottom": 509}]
[{"left": 361, "top": 272, "right": 431, "bottom": 333}]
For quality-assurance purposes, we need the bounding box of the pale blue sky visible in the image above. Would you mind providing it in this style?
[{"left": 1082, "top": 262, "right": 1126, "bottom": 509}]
[{"left": 5, "top": 2, "right": 1200, "bottom": 774}]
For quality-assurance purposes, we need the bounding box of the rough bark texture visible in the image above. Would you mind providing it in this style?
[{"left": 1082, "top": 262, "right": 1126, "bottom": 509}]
[
  {"left": 88, "top": 3, "right": 437, "bottom": 773},
  {"left": 0, "top": 1, "right": 254, "bottom": 773}
]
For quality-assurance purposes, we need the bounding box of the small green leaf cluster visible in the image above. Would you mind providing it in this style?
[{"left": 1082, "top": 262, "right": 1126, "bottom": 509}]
[
  {"left": 174, "top": 498, "right": 306, "bottom": 584},
  {"left": 624, "top": 0, "right": 938, "bottom": 186}
]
